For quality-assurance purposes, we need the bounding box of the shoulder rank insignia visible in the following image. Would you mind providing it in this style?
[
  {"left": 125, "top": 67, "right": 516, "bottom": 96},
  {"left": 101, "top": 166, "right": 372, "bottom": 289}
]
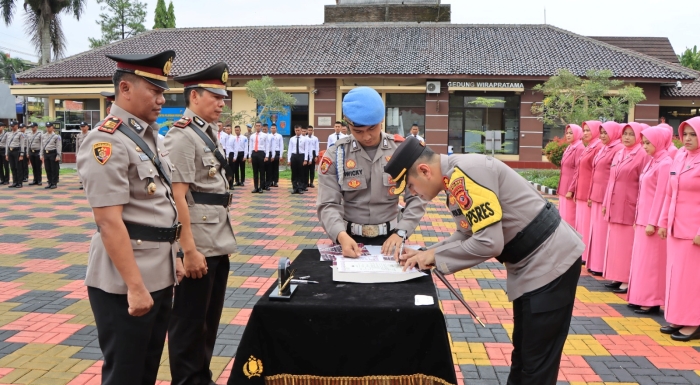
[
  {"left": 173, "top": 117, "right": 192, "bottom": 129},
  {"left": 97, "top": 117, "right": 122, "bottom": 134},
  {"left": 192, "top": 116, "right": 206, "bottom": 127}
]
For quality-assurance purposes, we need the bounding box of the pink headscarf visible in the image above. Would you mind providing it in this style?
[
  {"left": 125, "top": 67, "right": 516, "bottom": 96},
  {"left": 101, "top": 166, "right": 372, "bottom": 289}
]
[
  {"left": 601, "top": 121, "right": 623, "bottom": 145},
  {"left": 582, "top": 120, "right": 602, "bottom": 141},
  {"left": 641, "top": 126, "right": 671, "bottom": 159},
  {"left": 679, "top": 117, "right": 700, "bottom": 155},
  {"left": 622, "top": 122, "right": 644, "bottom": 150},
  {"left": 658, "top": 123, "right": 674, "bottom": 135},
  {"left": 656, "top": 123, "right": 678, "bottom": 158},
  {"left": 563, "top": 124, "right": 583, "bottom": 157}
]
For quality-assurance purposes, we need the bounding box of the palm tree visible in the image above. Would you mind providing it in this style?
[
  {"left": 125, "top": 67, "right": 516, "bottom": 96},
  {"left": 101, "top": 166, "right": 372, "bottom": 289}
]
[
  {"left": 1, "top": 0, "right": 87, "bottom": 65},
  {"left": 0, "top": 51, "right": 34, "bottom": 83}
]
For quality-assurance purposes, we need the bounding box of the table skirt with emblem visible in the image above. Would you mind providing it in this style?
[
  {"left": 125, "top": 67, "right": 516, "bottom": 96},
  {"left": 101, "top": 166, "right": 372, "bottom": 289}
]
[{"left": 227, "top": 249, "right": 457, "bottom": 385}]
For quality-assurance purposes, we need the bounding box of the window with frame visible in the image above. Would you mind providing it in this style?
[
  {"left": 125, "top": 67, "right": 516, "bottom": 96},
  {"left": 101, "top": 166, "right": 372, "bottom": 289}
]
[{"left": 385, "top": 93, "right": 426, "bottom": 137}]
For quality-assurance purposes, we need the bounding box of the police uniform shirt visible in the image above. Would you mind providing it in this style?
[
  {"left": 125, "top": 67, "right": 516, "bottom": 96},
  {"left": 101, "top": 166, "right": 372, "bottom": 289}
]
[
  {"left": 268, "top": 133, "right": 284, "bottom": 157},
  {"left": 287, "top": 134, "right": 311, "bottom": 163},
  {"left": 0, "top": 131, "right": 8, "bottom": 150},
  {"left": 40, "top": 132, "right": 62, "bottom": 158},
  {"left": 316, "top": 133, "right": 427, "bottom": 243},
  {"left": 5, "top": 129, "right": 26, "bottom": 154},
  {"left": 248, "top": 131, "right": 269, "bottom": 154},
  {"left": 327, "top": 132, "right": 347, "bottom": 148},
  {"left": 76, "top": 104, "right": 178, "bottom": 294},
  {"left": 432, "top": 154, "right": 583, "bottom": 300},
  {"left": 164, "top": 109, "right": 237, "bottom": 257},
  {"left": 225, "top": 134, "right": 249, "bottom": 159},
  {"left": 26, "top": 130, "right": 43, "bottom": 151},
  {"left": 76, "top": 132, "right": 88, "bottom": 154}
]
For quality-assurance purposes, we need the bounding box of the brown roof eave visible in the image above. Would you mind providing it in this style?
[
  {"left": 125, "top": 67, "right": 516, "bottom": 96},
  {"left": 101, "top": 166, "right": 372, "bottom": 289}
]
[{"left": 16, "top": 77, "right": 112, "bottom": 84}]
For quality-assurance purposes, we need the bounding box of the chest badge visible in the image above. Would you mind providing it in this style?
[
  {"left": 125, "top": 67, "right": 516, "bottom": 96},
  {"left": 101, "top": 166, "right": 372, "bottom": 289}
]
[
  {"left": 346, "top": 159, "right": 356, "bottom": 169},
  {"left": 348, "top": 179, "right": 361, "bottom": 189},
  {"left": 92, "top": 142, "right": 112, "bottom": 165}
]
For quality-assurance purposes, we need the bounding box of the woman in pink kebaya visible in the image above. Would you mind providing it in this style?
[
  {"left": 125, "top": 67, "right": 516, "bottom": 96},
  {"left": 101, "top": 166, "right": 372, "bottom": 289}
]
[
  {"left": 558, "top": 124, "right": 584, "bottom": 227},
  {"left": 574, "top": 121, "right": 603, "bottom": 263},
  {"left": 601, "top": 122, "right": 648, "bottom": 293},
  {"left": 658, "top": 123, "right": 678, "bottom": 159},
  {"left": 626, "top": 126, "right": 672, "bottom": 314},
  {"left": 658, "top": 117, "right": 700, "bottom": 341},
  {"left": 586, "top": 122, "right": 624, "bottom": 275}
]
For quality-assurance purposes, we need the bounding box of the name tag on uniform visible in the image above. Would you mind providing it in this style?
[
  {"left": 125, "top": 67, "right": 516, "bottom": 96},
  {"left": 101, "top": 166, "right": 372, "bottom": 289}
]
[
  {"left": 139, "top": 154, "right": 150, "bottom": 161},
  {"left": 671, "top": 172, "right": 676, "bottom": 175},
  {"left": 203, "top": 147, "right": 212, "bottom": 153}
]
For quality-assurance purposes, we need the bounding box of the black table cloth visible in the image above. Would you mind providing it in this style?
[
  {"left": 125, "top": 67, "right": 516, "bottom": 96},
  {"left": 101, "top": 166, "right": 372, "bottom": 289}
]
[{"left": 228, "top": 249, "right": 457, "bottom": 385}]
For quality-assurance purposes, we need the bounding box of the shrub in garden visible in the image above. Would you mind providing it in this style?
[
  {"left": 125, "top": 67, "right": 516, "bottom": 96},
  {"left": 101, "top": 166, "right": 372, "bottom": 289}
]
[{"left": 543, "top": 136, "right": 569, "bottom": 167}]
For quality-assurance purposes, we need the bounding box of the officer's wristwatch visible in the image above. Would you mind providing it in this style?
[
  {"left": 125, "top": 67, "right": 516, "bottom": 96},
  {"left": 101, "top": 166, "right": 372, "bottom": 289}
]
[{"left": 394, "top": 229, "right": 407, "bottom": 238}]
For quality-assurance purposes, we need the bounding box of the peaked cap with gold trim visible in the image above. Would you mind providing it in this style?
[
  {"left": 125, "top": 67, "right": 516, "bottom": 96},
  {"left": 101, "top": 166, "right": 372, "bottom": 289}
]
[
  {"left": 106, "top": 50, "right": 176, "bottom": 90},
  {"left": 174, "top": 62, "right": 229, "bottom": 97},
  {"left": 384, "top": 136, "right": 427, "bottom": 195}
]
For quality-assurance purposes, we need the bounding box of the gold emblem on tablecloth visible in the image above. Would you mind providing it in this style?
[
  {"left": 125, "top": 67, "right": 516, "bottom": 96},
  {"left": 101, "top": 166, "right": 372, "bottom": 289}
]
[{"left": 243, "top": 355, "right": 263, "bottom": 378}]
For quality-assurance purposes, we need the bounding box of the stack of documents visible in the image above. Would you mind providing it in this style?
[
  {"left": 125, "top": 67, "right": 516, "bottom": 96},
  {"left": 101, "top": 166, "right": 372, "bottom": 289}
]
[{"left": 325, "top": 245, "right": 427, "bottom": 283}]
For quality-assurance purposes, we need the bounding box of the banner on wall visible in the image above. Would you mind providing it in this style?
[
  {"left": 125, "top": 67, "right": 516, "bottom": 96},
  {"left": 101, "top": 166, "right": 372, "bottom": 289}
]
[
  {"left": 257, "top": 106, "right": 291, "bottom": 136},
  {"left": 156, "top": 107, "right": 185, "bottom": 136}
]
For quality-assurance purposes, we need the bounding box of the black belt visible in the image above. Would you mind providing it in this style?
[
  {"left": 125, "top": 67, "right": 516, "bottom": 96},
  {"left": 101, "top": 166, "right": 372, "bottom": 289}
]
[
  {"left": 30, "top": 150, "right": 40, "bottom": 153},
  {"left": 8, "top": 148, "right": 19, "bottom": 152},
  {"left": 98, "top": 222, "right": 182, "bottom": 243},
  {"left": 496, "top": 202, "right": 561, "bottom": 264},
  {"left": 191, "top": 191, "right": 232, "bottom": 207},
  {"left": 44, "top": 150, "right": 57, "bottom": 154}
]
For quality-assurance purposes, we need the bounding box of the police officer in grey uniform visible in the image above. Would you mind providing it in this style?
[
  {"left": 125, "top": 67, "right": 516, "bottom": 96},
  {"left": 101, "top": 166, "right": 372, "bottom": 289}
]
[
  {"left": 387, "top": 138, "right": 583, "bottom": 385},
  {"left": 26, "top": 122, "right": 43, "bottom": 185},
  {"left": 5, "top": 120, "right": 26, "bottom": 188},
  {"left": 317, "top": 87, "right": 427, "bottom": 257},
  {"left": 76, "top": 50, "right": 185, "bottom": 385},
  {"left": 165, "top": 62, "right": 237, "bottom": 385},
  {"left": 41, "top": 122, "right": 61, "bottom": 189},
  {"left": 0, "top": 122, "right": 9, "bottom": 184},
  {"left": 76, "top": 122, "right": 90, "bottom": 189},
  {"left": 19, "top": 123, "right": 29, "bottom": 182}
]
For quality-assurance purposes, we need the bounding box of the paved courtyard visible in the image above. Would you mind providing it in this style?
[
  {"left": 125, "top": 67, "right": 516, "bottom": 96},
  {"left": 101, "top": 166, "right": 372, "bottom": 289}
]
[{"left": 0, "top": 172, "right": 698, "bottom": 385}]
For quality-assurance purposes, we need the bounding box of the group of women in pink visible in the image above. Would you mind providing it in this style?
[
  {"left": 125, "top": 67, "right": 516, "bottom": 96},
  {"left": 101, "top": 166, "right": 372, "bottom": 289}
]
[{"left": 558, "top": 116, "right": 700, "bottom": 341}]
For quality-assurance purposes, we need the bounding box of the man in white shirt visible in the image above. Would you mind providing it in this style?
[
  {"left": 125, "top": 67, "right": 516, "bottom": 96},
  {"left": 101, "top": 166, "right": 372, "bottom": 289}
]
[
  {"left": 267, "top": 124, "right": 284, "bottom": 187},
  {"left": 408, "top": 124, "right": 424, "bottom": 142},
  {"left": 306, "top": 125, "right": 320, "bottom": 188},
  {"left": 226, "top": 125, "right": 248, "bottom": 188},
  {"left": 340, "top": 123, "right": 348, "bottom": 135},
  {"left": 327, "top": 121, "right": 347, "bottom": 148},
  {"left": 248, "top": 122, "right": 268, "bottom": 193},
  {"left": 288, "top": 124, "right": 310, "bottom": 194}
]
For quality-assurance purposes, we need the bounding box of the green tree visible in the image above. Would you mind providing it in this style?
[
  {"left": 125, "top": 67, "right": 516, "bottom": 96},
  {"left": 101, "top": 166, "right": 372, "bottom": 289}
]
[
  {"left": 678, "top": 46, "right": 700, "bottom": 71},
  {"left": 531, "top": 69, "right": 646, "bottom": 127},
  {"left": 246, "top": 76, "right": 296, "bottom": 123},
  {"left": 166, "top": 1, "right": 175, "bottom": 28},
  {"left": 0, "top": 52, "right": 33, "bottom": 83},
  {"left": 88, "top": 0, "right": 147, "bottom": 49},
  {"left": 153, "top": 0, "right": 167, "bottom": 28}
]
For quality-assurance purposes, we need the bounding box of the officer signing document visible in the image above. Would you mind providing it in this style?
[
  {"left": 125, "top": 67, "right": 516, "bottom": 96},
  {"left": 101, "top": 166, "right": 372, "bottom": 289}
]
[
  {"left": 385, "top": 138, "right": 583, "bottom": 385},
  {"left": 316, "top": 87, "right": 427, "bottom": 258}
]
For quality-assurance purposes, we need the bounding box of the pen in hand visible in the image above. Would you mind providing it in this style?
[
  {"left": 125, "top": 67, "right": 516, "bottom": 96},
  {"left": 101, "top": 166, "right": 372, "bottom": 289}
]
[{"left": 397, "top": 234, "right": 406, "bottom": 265}]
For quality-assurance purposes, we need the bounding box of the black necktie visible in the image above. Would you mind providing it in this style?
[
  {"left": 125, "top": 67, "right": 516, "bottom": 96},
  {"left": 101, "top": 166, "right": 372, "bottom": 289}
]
[
  {"left": 296, "top": 137, "right": 300, "bottom": 155},
  {"left": 336, "top": 133, "right": 339, "bottom": 139}
]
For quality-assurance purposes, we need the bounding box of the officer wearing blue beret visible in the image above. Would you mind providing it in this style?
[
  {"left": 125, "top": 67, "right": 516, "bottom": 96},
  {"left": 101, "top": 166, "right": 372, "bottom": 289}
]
[{"left": 316, "top": 87, "right": 427, "bottom": 258}]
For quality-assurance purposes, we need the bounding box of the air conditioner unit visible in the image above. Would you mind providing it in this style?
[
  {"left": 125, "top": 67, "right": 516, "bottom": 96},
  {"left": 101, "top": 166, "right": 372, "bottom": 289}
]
[{"left": 426, "top": 81, "right": 441, "bottom": 94}]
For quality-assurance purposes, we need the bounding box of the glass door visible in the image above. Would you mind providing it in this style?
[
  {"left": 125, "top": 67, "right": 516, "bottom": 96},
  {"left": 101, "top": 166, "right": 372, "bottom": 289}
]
[{"left": 464, "top": 109, "right": 484, "bottom": 153}]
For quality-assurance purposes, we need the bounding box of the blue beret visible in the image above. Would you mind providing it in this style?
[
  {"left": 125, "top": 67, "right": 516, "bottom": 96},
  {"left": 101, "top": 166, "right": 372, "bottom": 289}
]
[{"left": 342, "top": 87, "right": 384, "bottom": 126}]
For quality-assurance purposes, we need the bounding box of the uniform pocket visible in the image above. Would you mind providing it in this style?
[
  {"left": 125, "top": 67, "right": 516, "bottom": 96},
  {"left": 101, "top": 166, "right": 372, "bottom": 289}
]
[
  {"left": 199, "top": 156, "right": 220, "bottom": 184},
  {"left": 189, "top": 206, "right": 220, "bottom": 224},
  {"left": 340, "top": 175, "right": 367, "bottom": 192},
  {"left": 135, "top": 163, "right": 159, "bottom": 200}
]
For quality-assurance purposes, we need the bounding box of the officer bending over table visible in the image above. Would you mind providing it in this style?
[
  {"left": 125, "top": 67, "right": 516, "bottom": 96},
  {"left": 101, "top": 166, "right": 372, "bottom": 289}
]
[
  {"left": 386, "top": 138, "right": 583, "bottom": 385},
  {"left": 317, "top": 87, "right": 427, "bottom": 257}
]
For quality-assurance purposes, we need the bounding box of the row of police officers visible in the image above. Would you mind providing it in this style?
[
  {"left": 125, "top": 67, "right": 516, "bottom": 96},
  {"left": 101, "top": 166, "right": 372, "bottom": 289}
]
[
  {"left": 0, "top": 121, "right": 62, "bottom": 188},
  {"left": 76, "top": 50, "right": 584, "bottom": 385}
]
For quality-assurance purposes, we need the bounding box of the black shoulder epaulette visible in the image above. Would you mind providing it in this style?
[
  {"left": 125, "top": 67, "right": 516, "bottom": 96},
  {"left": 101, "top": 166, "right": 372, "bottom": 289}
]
[
  {"left": 97, "top": 116, "right": 122, "bottom": 134},
  {"left": 173, "top": 117, "right": 192, "bottom": 128}
]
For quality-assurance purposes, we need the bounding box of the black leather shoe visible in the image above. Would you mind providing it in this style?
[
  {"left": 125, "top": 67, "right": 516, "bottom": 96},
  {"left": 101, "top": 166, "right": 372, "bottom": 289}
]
[
  {"left": 612, "top": 287, "right": 628, "bottom": 294},
  {"left": 660, "top": 325, "right": 682, "bottom": 334},
  {"left": 29, "top": 182, "right": 38, "bottom": 185},
  {"left": 291, "top": 190, "right": 300, "bottom": 194},
  {"left": 15, "top": 183, "right": 22, "bottom": 188},
  {"left": 252, "top": 188, "right": 258, "bottom": 193},
  {"left": 590, "top": 271, "right": 603, "bottom": 276},
  {"left": 634, "top": 306, "right": 660, "bottom": 314},
  {"left": 44, "top": 185, "right": 51, "bottom": 189},
  {"left": 79, "top": 186, "right": 83, "bottom": 190},
  {"left": 605, "top": 282, "right": 622, "bottom": 289},
  {"left": 263, "top": 187, "right": 270, "bottom": 191},
  {"left": 1, "top": 181, "right": 8, "bottom": 185},
  {"left": 671, "top": 327, "right": 700, "bottom": 342},
  {"left": 36, "top": 183, "right": 42, "bottom": 186},
  {"left": 627, "top": 304, "right": 641, "bottom": 309},
  {"left": 23, "top": 178, "right": 27, "bottom": 182},
  {"left": 7, "top": 184, "right": 15, "bottom": 188},
  {"left": 309, "top": 184, "right": 315, "bottom": 188},
  {"left": 49, "top": 184, "right": 56, "bottom": 189}
]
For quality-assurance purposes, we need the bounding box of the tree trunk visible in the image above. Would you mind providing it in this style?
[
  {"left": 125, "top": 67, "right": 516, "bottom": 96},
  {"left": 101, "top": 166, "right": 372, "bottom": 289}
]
[{"left": 40, "top": 20, "right": 51, "bottom": 117}]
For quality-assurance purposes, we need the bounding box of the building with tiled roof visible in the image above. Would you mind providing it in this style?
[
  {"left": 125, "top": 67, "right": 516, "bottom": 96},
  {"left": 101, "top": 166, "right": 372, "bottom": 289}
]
[{"left": 10, "top": 2, "right": 696, "bottom": 166}]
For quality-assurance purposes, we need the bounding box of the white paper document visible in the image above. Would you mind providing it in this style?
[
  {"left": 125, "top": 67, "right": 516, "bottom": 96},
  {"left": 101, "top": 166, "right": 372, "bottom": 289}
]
[
  {"left": 331, "top": 253, "right": 426, "bottom": 283},
  {"left": 415, "top": 295, "right": 435, "bottom": 306}
]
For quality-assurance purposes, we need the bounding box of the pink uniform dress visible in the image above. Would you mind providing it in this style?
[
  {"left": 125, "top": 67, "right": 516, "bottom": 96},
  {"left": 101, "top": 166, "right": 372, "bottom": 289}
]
[
  {"left": 586, "top": 122, "right": 624, "bottom": 274},
  {"left": 627, "top": 126, "right": 672, "bottom": 306},
  {"left": 602, "top": 122, "right": 649, "bottom": 283},
  {"left": 659, "top": 117, "right": 700, "bottom": 326},
  {"left": 558, "top": 124, "right": 584, "bottom": 227},
  {"left": 574, "top": 121, "right": 603, "bottom": 262}
]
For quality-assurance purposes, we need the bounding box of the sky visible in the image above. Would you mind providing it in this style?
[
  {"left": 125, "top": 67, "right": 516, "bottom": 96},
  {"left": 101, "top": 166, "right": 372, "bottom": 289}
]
[{"left": 0, "top": 0, "right": 698, "bottom": 63}]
